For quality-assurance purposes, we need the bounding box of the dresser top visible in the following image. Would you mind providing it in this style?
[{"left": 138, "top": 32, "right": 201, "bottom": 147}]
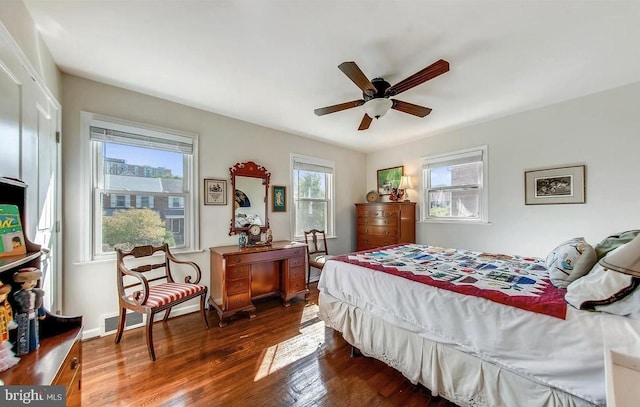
[{"left": 210, "top": 240, "right": 306, "bottom": 256}]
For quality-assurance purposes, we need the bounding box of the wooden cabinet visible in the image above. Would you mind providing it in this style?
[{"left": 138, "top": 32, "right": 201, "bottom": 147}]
[
  {"left": 0, "top": 178, "right": 82, "bottom": 404},
  {"left": 355, "top": 202, "right": 416, "bottom": 251},
  {"left": 209, "top": 241, "right": 308, "bottom": 327}
]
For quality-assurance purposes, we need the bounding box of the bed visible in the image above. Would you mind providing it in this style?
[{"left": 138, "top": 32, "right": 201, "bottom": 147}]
[{"left": 317, "top": 239, "right": 640, "bottom": 407}]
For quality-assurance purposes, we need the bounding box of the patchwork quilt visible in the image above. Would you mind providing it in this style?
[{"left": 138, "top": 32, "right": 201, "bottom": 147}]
[{"left": 332, "top": 244, "right": 567, "bottom": 319}]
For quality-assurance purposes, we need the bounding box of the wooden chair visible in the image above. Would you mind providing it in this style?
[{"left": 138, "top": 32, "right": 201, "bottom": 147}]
[
  {"left": 115, "top": 243, "right": 209, "bottom": 361},
  {"left": 304, "top": 229, "right": 332, "bottom": 284}
]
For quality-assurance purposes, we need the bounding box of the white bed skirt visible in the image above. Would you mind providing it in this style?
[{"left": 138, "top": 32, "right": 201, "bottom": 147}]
[{"left": 318, "top": 291, "right": 600, "bottom": 407}]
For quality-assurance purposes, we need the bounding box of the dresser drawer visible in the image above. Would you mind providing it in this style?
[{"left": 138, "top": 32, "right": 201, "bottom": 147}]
[
  {"left": 357, "top": 225, "right": 398, "bottom": 237},
  {"left": 289, "top": 256, "right": 305, "bottom": 268},
  {"left": 226, "top": 292, "right": 252, "bottom": 310},
  {"left": 52, "top": 339, "right": 81, "bottom": 396},
  {"left": 357, "top": 235, "right": 398, "bottom": 250},
  {"left": 357, "top": 216, "right": 398, "bottom": 226},
  {"left": 227, "top": 278, "right": 250, "bottom": 295},
  {"left": 357, "top": 207, "right": 399, "bottom": 219},
  {"left": 226, "top": 265, "right": 249, "bottom": 280},
  {"left": 289, "top": 266, "right": 305, "bottom": 281},
  {"left": 288, "top": 277, "right": 306, "bottom": 293}
]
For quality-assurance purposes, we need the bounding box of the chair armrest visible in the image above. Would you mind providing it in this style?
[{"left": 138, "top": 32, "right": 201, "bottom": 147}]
[
  {"left": 118, "top": 263, "right": 151, "bottom": 306},
  {"left": 166, "top": 253, "right": 203, "bottom": 284}
]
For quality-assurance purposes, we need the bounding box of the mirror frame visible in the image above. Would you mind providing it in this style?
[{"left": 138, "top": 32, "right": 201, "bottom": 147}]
[{"left": 229, "top": 161, "right": 271, "bottom": 235}]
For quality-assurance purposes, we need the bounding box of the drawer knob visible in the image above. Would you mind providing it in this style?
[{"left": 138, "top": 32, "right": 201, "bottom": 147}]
[
  {"left": 234, "top": 258, "right": 241, "bottom": 263},
  {"left": 71, "top": 357, "right": 78, "bottom": 370}
]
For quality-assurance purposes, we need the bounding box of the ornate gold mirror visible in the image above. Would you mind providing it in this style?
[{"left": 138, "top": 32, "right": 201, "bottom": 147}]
[{"left": 229, "top": 161, "right": 270, "bottom": 235}]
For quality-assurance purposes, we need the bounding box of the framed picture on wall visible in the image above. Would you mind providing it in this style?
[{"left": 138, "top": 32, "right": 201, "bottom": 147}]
[
  {"left": 524, "top": 165, "right": 585, "bottom": 205},
  {"left": 204, "top": 178, "right": 227, "bottom": 205},
  {"left": 272, "top": 185, "right": 286, "bottom": 212},
  {"left": 377, "top": 165, "right": 404, "bottom": 196}
]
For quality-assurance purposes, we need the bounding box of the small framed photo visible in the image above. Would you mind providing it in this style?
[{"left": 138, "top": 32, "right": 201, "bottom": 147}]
[
  {"left": 525, "top": 165, "right": 585, "bottom": 205},
  {"left": 272, "top": 185, "right": 286, "bottom": 212},
  {"left": 377, "top": 165, "right": 404, "bottom": 196},
  {"left": 204, "top": 178, "right": 227, "bottom": 205}
]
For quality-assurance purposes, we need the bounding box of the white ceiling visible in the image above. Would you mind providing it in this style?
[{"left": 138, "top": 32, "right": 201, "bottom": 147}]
[{"left": 22, "top": 1, "right": 640, "bottom": 153}]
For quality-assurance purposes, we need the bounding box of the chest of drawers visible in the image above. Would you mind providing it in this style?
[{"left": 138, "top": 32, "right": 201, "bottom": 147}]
[{"left": 355, "top": 202, "right": 416, "bottom": 251}]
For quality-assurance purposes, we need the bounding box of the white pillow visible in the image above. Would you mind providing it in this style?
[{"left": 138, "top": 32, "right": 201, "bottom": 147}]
[
  {"left": 546, "top": 237, "right": 597, "bottom": 288},
  {"left": 565, "top": 244, "right": 637, "bottom": 310}
]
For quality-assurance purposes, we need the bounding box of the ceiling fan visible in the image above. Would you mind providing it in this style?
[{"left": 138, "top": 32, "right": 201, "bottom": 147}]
[{"left": 314, "top": 59, "right": 449, "bottom": 130}]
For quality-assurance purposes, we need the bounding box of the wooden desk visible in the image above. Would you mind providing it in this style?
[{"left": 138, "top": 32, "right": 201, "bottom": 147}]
[{"left": 209, "top": 241, "right": 308, "bottom": 326}]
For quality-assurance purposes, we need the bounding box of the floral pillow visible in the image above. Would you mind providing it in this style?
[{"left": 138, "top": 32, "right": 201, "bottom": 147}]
[{"left": 546, "top": 237, "right": 597, "bottom": 288}]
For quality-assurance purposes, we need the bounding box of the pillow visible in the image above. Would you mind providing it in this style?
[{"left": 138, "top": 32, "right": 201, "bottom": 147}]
[
  {"left": 546, "top": 237, "right": 597, "bottom": 288},
  {"left": 565, "top": 244, "right": 639, "bottom": 310},
  {"left": 594, "top": 230, "right": 640, "bottom": 260}
]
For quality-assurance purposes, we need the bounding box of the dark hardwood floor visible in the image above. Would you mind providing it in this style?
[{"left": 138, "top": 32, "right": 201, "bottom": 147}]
[{"left": 79, "top": 284, "right": 457, "bottom": 406}]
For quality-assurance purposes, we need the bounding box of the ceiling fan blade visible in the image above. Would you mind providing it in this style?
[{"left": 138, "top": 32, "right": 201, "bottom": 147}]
[
  {"left": 358, "top": 114, "right": 373, "bottom": 131},
  {"left": 386, "top": 59, "right": 449, "bottom": 96},
  {"left": 338, "top": 62, "right": 376, "bottom": 95},
  {"left": 314, "top": 99, "right": 364, "bottom": 116},
  {"left": 391, "top": 99, "right": 432, "bottom": 117}
]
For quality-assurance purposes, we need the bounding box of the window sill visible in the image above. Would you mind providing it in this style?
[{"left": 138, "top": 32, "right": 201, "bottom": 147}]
[{"left": 419, "top": 219, "right": 491, "bottom": 225}]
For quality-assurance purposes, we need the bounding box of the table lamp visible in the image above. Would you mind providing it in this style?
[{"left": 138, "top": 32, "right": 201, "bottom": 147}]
[
  {"left": 397, "top": 175, "right": 413, "bottom": 202},
  {"left": 599, "top": 234, "right": 640, "bottom": 277}
]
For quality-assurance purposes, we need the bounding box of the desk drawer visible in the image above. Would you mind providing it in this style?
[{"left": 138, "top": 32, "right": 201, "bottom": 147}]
[
  {"left": 289, "top": 266, "right": 305, "bottom": 281},
  {"left": 226, "top": 292, "right": 252, "bottom": 310},
  {"left": 289, "top": 256, "right": 305, "bottom": 268},
  {"left": 288, "top": 277, "right": 306, "bottom": 293},
  {"left": 226, "top": 265, "right": 249, "bottom": 280},
  {"left": 52, "top": 339, "right": 81, "bottom": 396},
  {"left": 227, "top": 278, "right": 250, "bottom": 295}
]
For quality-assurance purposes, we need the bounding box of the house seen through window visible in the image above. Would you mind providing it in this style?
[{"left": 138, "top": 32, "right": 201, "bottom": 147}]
[{"left": 87, "top": 113, "right": 198, "bottom": 257}]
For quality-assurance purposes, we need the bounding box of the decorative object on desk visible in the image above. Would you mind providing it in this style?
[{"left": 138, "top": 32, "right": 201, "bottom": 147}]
[
  {"left": 599, "top": 234, "right": 640, "bottom": 277},
  {"left": 0, "top": 282, "right": 19, "bottom": 372},
  {"left": 12, "top": 267, "right": 45, "bottom": 356},
  {"left": 524, "top": 165, "right": 585, "bottom": 205},
  {"left": 204, "top": 178, "right": 227, "bottom": 205},
  {"left": 397, "top": 175, "right": 414, "bottom": 202},
  {"left": 365, "top": 190, "right": 379, "bottom": 203},
  {"left": 0, "top": 204, "right": 26, "bottom": 257},
  {"left": 265, "top": 228, "right": 273, "bottom": 244},
  {"left": 247, "top": 224, "right": 263, "bottom": 245},
  {"left": 238, "top": 233, "right": 247, "bottom": 248},
  {"left": 377, "top": 165, "right": 404, "bottom": 196},
  {"left": 272, "top": 185, "right": 286, "bottom": 212}
]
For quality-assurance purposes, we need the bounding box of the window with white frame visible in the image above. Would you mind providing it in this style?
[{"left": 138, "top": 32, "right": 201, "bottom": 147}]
[
  {"left": 421, "top": 146, "right": 488, "bottom": 222},
  {"left": 85, "top": 112, "right": 198, "bottom": 257},
  {"left": 291, "top": 154, "right": 335, "bottom": 239}
]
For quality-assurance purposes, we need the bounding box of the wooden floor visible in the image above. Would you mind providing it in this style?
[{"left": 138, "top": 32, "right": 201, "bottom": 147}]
[{"left": 79, "top": 284, "right": 458, "bottom": 406}]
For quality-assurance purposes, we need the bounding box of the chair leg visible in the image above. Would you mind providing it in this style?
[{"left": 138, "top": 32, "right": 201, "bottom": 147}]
[
  {"left": 162, "top": 308, "right": 171, "bottom": 322},
  {"left": 200, "top": 293, "right": 210, "bottom": 329},
  {"left": 114, "top": 307, "right": 127, "bottom": 344},
  {"left": 146, "top": 312, "right": 156, "bottom": 361}
]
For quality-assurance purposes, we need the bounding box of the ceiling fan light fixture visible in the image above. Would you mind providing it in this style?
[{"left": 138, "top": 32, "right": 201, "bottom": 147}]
[{"left": 363, "top": 98, "right": 392, "bottom": 119}]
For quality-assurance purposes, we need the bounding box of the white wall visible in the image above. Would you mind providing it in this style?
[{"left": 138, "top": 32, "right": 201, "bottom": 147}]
[
  {"left": 367, "top": 82, "right": 640, "bottom": 258},
  {"left": 61, "top": 74, "right": 365, "bottom": 337}
]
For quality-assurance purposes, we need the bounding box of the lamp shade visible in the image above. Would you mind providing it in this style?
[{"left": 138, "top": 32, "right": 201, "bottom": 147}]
[
  {"left": 599, "top": 234, "right": 640, "bottom": 277},
  {"left": 398, "top": 175, "right": 413, "bottom": 190},
  {"left": 363, "top": 98, "right": 392, "bottom": 119}
]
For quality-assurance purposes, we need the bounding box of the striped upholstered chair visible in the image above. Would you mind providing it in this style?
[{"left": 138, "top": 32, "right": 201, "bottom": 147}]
[{"left": 115, "top": 243, "right": 208, "bottom": 360}]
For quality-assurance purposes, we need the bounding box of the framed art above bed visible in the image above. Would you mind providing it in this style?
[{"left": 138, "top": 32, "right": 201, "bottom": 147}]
[{"left": 525, "top": 164, "right": 585, "bottom": 205}]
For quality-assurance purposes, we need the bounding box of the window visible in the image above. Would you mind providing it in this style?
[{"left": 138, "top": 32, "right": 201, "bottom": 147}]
[
  {"left": 84, "top": 112, "right": 198, "bottom": 258},
  {"left": 291, "top": 154, "right": 335, "bottom": 239},
  {"left": 421, "top": 146, "right": 488, "bottom": 223}
]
